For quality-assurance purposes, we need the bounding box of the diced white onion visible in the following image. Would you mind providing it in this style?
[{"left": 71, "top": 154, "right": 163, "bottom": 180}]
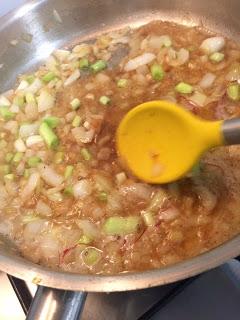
[
  {"left": 4, "top": 121, "right": 18, "bottom": 134},
  {"left": 119, "top": 182, "right": 152, "bottom": 201},
  {"left": 36, "top": 200, "right": 52, "bottom": 216},
  {"left": 168, "top": 48, "right": 189, "bottom": 66},
  {"left": 19, "top": 123, "right": 39, "bottom": 138},
  {"left": 64, "top": 69, "right": 80, "bottom": 86},
  {"left": 26, "top": 135, "right": 44, "bottom": 147},
  {"left": 71, "top": 127, "right": 95, "bottom": 144},
  {"left": 26, "top": 78, "right": 43, "bottom": 94},
  {"left": 148, "top": 35, "right": 172, "bottom": 49},
  {"left": 0, "top": 95, "right": 11, "bottom": 106},
  {"left": 199, "top": 73, "right": 216, "bottom": 88},
  {"left": 77, "top": 219, "right": 99, "bottom": 238},
  {"left": 159, "top": 207, "right": 180, "bottom": 221},
  {"left": 37, "top": 90, "right": 55, "bottom": 112},
  {"left": 189, "top": 91, "right": 207, "bottom": 107},
  {"left": 16, "top": 80, "right": 29, "bottom": 91},
  {"left": 200, "top": 37, "right": 225, "bottom": 54},
  {"left": 23, "top": 219, "right": 47, "bottom": 241},
  {"left": 38, "top": 164, "right": 63, "bottom": 187},
  {"left": 10, "top": 104, "right": 19, "bottom": 113},
  {"left": 116, "top": 172, "right": 127, "bottom": 184},
  {"left": 21, "top": 172, "right": 40, "bottom": 200},
  {"left": 73, "top": 179, "right": 92, "bottom": 199},
  {"left": 14, "top": 138, "right": 26, "bottom": 152},
  {"left": 124, "top": 53, "right": 156, "bottom": 71},
  {"left": 53, "top": 49, "right": 70, "bottom": 62}
]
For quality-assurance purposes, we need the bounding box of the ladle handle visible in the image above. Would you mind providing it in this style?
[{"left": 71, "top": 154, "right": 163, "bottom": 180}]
[{"left": 222, "top": 118, "right": 240, "bottom": 145}]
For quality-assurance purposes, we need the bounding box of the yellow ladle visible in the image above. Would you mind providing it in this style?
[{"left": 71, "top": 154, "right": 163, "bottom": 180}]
[{"left": 116, "top": 100, "right": 239, "bottom": 184}]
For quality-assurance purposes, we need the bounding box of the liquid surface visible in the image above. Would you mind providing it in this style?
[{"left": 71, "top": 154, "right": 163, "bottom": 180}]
[{"left": 0, "top": 21, "right": 240, "bottom": 274}]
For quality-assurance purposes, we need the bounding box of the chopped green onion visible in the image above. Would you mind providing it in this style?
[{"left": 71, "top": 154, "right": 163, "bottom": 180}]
[
  {"left": 227, "top": 84, "right": 240, "bottom": 101},
  {"left": 99, "top": 96, "right": 111, "bottom": 105},
  {"left": 70, "top": 98, "right": 81, "bottom": 110},
  {"left": 26, "top": 75, "right": 35, "bottom": 84},
  {"left": 13, "top": 96, "right": 25, "bottom": 108},
  {"left": 90, "top": 60, "right": 107, "bottom": 73},
  {"left": 209, "top": 52, "right": 225, "bottom": 63},
  {"left": 148, "top": 189, "right": 168, "bottom": 212},
  {"left": 79, "top": 58, "right": 90, "bottom": 70},
  {"left": 54, "top": 152, "right": 64, "bottom": 164},
  {"left": 27, "top": 156, "right": 42, "bottom": 167},
  {"left": 24, "top": 169, "right": 30, "bottom": 178},
  {"left": 12, "top": 152, "right": 23, "bottom": 164},
  {"left": 81, "top": 148, "right": 91, "bottom": 161},
  {"left": 0, "top": 165, "right": 10, "bottom": 175},
  {"left": 5, "top": 152, "right": 14, "bottom": 163},
  {"left": 42, "top": 71, "right": 56, "bottom": 83},
  {"left": 117, "top": 79, "right": 128, "bottom": 88},
  {"left": 43, "top": 116, "right": 60, "bottom": 129},
  {"left": 142, "top": 211, "right": 155, "bottom": 227},
  {"left": 98, "top": 191, "right": 108, "bottom": 202},
  {"left": 103, "top": 216, "right": 141, "bottom": 236},
  {"left": 150, "top": 64, "right": 165, "bottom": 81},
  {"left": 25, "top": 93, "right": 36, "bottom": 105},
  {"left": 81, "top": 247, "right": 102, "bottom": 266},
  {"left": 39, "top": 122, "right": 59, "bottom": 149},
  {"left": 64, "top": 186, "right": 73, "bottom": 196},
  {"left": 72, "top": 115, "right": 81, "bottom": 127},
  {"left": 175, "top": 82, "right": 193, "bottom": 94},
  {"left": 4, "top": 173, "right": 14, "bottom": 181},
  {"left": 78, "top": 235, "right": 92, "bottom": 245},
  {"left": 64, "top": 165, "right": 74, "bottom": 179},
  {"left": 0, "top": 106, "right": 15, "bottom": 120}
]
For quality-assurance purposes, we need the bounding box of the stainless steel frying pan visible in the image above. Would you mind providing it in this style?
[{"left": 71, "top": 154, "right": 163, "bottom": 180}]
[{"left": 1, "top": 0, "right": 240, "bottom": 318}]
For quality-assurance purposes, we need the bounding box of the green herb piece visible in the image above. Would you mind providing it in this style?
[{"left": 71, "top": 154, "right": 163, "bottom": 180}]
[
  {"left": 43, "top": 116, "right": 60, "bottom": 129},
  {"left": 227, "top": 84, "right": 240, "bottom": 101},
  {"left": 70, "top": 98, "right": 81, "bottom": 110},
  {"left": 26, "top": 75, "right": 35, "bottom": 84},
  {"left": 117, "top": 79, "right": 128, "bottom": 88},
  {"left": 209, "top": 52, "right": 225, "bottom": 63},
  {"left": 54, "top": 151, "right": 64, "bottom": 164},
  {"left": 80, "top": 148, "right": 91, "bottom": 161},
  {"left": 25, "top": 93, "right": 36, "bottom": 105},
  {"left": 150, "top": 64, "right": 165, "bottom": 81},
  {"left": 72, "top": 115, "right": 81, "bottom": 127},
  {"left": 90, "top": 60, "right": 107, "bottom": 73},
  {"left": 39, "top": 122, "right": 59, "bottom": 149},
  {"left": 12, "top": 152, "right": 23, "bottom": 164},
  {"left": 99, "top": 96, "right": 111, "bottom": 105},
  {"left": 13, "top": 96, "right": 25, "bottom": 108},
  {"left": 63, "top": 186, "right": 73, "bottom": 196},
  {"left": 0, "top": 106, "right": 15, "bottom": 120},
  {"left": 97, "top": 191, "right": 108, "bottom": 202},
  {"left": 175, "top": 82, "right": 193, "bottom": 94},
  {"left": 79, "top": 58, "right": 90, "bottom": 70},
  {"left": 42, "top": 71, "right": 56, "bottom": 83},
  {"left": 82, "top": 247, "right": 101, "bottom": 266},
  {"left": 78, "top": 235, "right": 92, "bottom": 245},
  {"left": 64, "top": 165, "right": 74, "bottom": 179},
  {"left": 103, "top": 216, "right": 141, "bottom": 236}
]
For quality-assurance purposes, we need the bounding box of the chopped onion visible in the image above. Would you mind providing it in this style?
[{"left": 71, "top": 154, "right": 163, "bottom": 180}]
[
  {"left": 159, "top": 207, "right": 180, "bottom": 221},
  {"left": 119, "top": 182, "right": 152, "bottom": 201},
  {"left": 148, "top": 35, "right": 172, "bottom": 49},
  {"left": 26, "top": 78, "right": 43, "bottom": 94},
  {"left": 189, "top": 91, "right": 207, "bottom": 107},
  {"left": 77, "top": 219, "right": 99, "bottom": 238},
  {"left": 36, "top": 200, "right": 52, "bottom": 216},
  {"left": 116, "top": 172, "right": 127, "bottom": 184},
  {"left": 53, "top": 49, "right": 70, "bottom": 62},
  {"left": 124, "top": 53, "right": 156, "bottom": 71},
  {"left": 38, "top": 164, "right": 63, "bottom": 187},
  {"left": 200, "top": 37, "right": 225, "bottom": 54},
  {"left": 73, "top": 179, "right": 92, "bottom": 199},
  {"left": 17, "top": 80, "right": 29, "bottom": 91},
  {"left": 225, "top": 63, "right": 240, "bottom": 81},
  {"left": 26, "top": 135, "right": 44, "bottom": 147},
  {"left": 14, "top": 138, "right": 26, "bottom": 152},
  {"left": 168, "top": 48, "right": 189, "bottom": 66},
  {"left": 23, "top": 219, "right": 47, "bottom": 241},
  {"left": 21, "top": 172, "right": 40, "bottom": 200},
  {"left": 19, "top": 123, "right": 39, "bottom": 138},
  {"left": 64, "top": 69, "right": 80, "bottom": 87},
  {"left": 40, "top": 234, "right": 60, "bottom": 259},
  {"left": 199, "top": 73, "right": 216, "bottom": 88},
  {"left": 0, "top": 95, "right": 11, "bottom": 106},
  {"left": 37, "top": 90, "right": 55, "bottom": 112},
  {"left": 71, "top": 127, "right": 95, "bottom": 144}
]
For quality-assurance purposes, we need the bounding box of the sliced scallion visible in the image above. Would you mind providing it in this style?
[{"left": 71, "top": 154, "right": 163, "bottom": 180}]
[
  {"left": 5, "top": 152, "right": 14, "bottom": 163},
  {"left": 72, "top": 115, "right": 81, "bottom": 127},
  {"left": 64, "top": 165, "right": 74, "bottom": 179},
  {"left": 0, "top": 106, "right": 15, "bottom": 120},
  {"left": 26, "top": 75, "right": 35, "bottom": 84},
  {"left": 81, "top": 148, "right": 91, "bottom": 161},
  {"left": 70, "top": 98, "right": 81, "bottom": 110},
  {"left": 90, "top": 60, "right": 107, "bottom": 73},
  {"left": 78, "top": 235, "right": 92, "bottom": 245},
  {"left": 39, "top": 122, "right": 59, "bottom": 149},
  {"left": 27, "top": 156, "right": 42, "bottom": 167},
  {"left": 227, "top": 84, "right": 240, "bottom": 101},
  {"left": 175, "top": 82, "right": 193, "bottom": 94},
  {"left": 209, "top": 52, "right": 224, "bottom": 63},
  {"left": 54, "top": 151, "right": 64, "bottom": 164},
  {"left": 12, "top": 152, "right": 23, "bottom": 164},
  {"left": 103, "top": 216, "right": 141, "bottom": 236},
  {"left": 99, "top": 96, "right": 111, "bottom": 105},
  {"left": 79, "top": 58, "right": 89, "bottom": 70},
  {"left": 150, "top": 63, "right": 164, "bottom": 81},
  {"left": 25, "top": 93, "right": 36, "bottom": 105},
  {"left": 13, "top": 96, "right": 25, "bottom": 108},
  {"left": 43, "top": 116, "right": 60, "bottom": 129},
  {"left": 117, "top": 79, "right": 128, "bottom": 88},
  {"left": 64, "top": 186, "right": 73, "bottom": 196},
  {"left": 42, "top": 71, "right": 56, "bottom": 83},
  {"left": 98, "top": 191, "right": 108, "bottom": 202}
]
